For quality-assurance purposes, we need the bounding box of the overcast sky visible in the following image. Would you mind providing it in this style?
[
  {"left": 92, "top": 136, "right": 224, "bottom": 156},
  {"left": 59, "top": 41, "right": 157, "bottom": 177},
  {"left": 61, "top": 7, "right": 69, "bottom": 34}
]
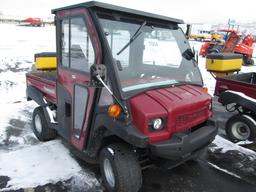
[{"left": 1, "top": 0, "right": 256, "bottom": 24}]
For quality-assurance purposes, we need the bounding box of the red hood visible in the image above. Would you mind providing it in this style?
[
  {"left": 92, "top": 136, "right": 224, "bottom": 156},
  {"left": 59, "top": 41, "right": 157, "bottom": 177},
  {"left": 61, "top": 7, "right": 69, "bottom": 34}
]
[{"left": 129, "top": 85, "right": 212, "bottom": 143}]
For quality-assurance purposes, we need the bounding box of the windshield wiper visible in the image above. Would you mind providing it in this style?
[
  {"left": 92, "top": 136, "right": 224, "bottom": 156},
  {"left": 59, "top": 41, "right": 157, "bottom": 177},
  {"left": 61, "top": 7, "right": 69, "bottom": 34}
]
[
  {"left": 175, "top": 81, "right": 202, "bottom": 86},
  {"left": 117, "top": 21, "right": 147, "bottom": 55}
]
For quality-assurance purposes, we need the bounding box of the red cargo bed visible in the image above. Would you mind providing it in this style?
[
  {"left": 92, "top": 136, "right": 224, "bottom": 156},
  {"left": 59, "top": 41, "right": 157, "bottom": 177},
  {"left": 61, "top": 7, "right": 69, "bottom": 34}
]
[
  {"left": 26, "top": 71, "right": 57, "bottom": 104},
  {"left": 214, "top": 72, "right": 256, "bottom": 99}
]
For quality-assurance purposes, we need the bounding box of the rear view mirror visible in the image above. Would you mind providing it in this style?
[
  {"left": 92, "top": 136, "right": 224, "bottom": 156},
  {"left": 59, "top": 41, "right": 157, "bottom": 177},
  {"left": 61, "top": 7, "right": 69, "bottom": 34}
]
[
  {"left": 182, "top": 48, "right": 195, "bottom": 61},
  {"left": 90, "top": 64, "right": 127, "bottom": 114},
  {"left": 90, "top": 64, "right": 107, "bottom": 87}
]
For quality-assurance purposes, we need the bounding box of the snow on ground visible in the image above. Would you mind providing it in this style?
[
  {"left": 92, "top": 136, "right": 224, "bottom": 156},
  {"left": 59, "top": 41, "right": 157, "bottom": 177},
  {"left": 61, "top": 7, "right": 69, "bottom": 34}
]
[
  {"left": 0, "top": 23, "right": 55, "bottom": 58},
  {"left": 189, "top": 41, "right": 217, "bottom": 95},
  {"left": 0, "top": 23, "right": 101, "bottom": 191},
  {"left": 0, "top": 140, "right": 99, "bottom": 191},
  {"left": 0, "top": 22, "right": 55, "bottom": 136},
  {"left": 0, "top": 59, "right": 37, "bottom": 149},
  {"left": 207, "top": 135, "right": 256, "bottom": 185},
  {"left": 207, "top": 162, "right": 241, "bottom": 179},
  {"left": 212, "top": 135, "right": 256, "bottom": 157}
]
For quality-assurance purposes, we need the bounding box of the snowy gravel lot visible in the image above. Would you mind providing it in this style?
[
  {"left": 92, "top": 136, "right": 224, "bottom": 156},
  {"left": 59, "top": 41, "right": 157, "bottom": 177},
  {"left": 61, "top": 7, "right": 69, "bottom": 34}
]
[
  {"left": 0, "top": 24, "right": 102, "bottom": 191},
  {"left": 0, "top": 23, "right": 256, "bottom": 192}
]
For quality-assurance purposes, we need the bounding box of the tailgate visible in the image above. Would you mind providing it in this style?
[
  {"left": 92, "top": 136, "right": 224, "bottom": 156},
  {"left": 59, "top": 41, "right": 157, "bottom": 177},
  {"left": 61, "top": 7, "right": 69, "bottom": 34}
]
[
  {"left": 214, "top": 72, "right": 256, "bottom": 99},
  {"left": 26, "top": 72, "right": 57, "bottom": 104}
]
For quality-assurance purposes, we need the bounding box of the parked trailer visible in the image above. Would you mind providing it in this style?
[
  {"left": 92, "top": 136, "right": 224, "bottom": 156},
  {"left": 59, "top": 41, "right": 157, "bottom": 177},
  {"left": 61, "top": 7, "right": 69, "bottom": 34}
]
[
  {"left": 215, "top": 73, "right": 256, "bottom": 142},
  {"left": 26, "top": 1, "right": 217, "bottom": 192}
]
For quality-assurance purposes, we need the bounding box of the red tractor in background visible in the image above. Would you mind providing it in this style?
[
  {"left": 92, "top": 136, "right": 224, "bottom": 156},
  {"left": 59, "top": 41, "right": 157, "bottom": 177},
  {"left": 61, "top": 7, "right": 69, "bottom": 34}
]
[{"left": 200, "top": 29, "right": 255, "bottom": 65}]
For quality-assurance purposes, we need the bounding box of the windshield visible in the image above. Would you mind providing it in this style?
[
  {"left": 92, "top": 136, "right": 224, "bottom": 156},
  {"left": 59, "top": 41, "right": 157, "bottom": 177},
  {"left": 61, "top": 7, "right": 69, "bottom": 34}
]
[{"left": 99, "top": 16, "right": 203, "bottom": 96}]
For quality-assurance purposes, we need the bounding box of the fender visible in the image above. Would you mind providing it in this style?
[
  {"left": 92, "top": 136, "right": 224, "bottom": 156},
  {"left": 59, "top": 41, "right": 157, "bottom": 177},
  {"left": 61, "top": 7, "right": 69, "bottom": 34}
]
[
  {"left": 220, "top": 91, "right": 256, "bottom": 113},
  {"left": 86, "top": 113, "right": 148, "bottom": 155},
  {"left": 26, "top": 86, "right": 57, "bottom": 127},
  {"left": 243, "top": 114, "right": 256, "bottom": 126},
  {"left": 26, "top": 86, "right": 47, "bottom": 107}
]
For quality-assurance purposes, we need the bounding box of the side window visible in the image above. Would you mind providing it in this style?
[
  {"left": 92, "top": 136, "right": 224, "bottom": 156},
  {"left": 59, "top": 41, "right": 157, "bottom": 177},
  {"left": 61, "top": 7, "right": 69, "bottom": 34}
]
[
  {"left": 70, "top": 17, "right": 95, "bottom": 72},
  {"left": 61, "top": 19, "right": 69, "bottom": 67},
  {"left": 74, "top": 85, "right": 88, "bottom": 138}
]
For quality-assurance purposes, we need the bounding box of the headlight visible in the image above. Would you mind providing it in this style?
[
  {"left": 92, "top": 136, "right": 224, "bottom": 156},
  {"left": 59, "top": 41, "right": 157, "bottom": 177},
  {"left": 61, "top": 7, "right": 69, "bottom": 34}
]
[
  {"left": 149, "top": 118, "right": 164, "bottom": 131},
  {"left": 153, "top": 118, "right": 162, "bottom": 130}
]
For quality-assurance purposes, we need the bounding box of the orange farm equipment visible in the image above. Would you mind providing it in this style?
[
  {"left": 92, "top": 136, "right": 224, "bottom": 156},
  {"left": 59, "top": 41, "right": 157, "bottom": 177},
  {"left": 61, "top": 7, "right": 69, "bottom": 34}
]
[{"left": 200, "top": 29, "right": 255, "bottom": 65}]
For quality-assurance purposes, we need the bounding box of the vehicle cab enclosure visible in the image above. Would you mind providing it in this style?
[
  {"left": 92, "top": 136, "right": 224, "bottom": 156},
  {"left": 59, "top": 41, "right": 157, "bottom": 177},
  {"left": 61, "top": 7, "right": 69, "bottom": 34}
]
[{"left": 27, "top": 0, "right": 216, "bottom": 173}]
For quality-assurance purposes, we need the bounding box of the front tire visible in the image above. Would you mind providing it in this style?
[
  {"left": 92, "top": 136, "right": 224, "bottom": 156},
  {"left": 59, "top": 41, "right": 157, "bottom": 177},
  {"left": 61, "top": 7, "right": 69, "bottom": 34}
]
[
  {"left": 32, "top": 106, "right": 57, "bottom": 141},
  {"left": 225, "top": 114, "right": 256, "bottom": 142},
  {"left": 99, "top": 143, "right": 142, "bottom": 192}
]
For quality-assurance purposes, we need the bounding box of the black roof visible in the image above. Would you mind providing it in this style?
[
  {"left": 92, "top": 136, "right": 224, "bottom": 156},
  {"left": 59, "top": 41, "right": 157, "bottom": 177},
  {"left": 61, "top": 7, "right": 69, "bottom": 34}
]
[{"left": 52, "top": 1, "right": 184, "bottom": 24}]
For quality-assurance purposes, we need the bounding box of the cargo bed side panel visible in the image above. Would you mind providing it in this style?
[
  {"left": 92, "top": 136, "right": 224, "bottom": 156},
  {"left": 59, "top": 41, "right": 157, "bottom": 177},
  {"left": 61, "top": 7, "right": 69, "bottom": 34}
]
[
  {"left": 214, "top": 72, "right": 256, "bottom": 99},
  {"left": 26, "top": 72, "right": 57, "bottom": 104}
]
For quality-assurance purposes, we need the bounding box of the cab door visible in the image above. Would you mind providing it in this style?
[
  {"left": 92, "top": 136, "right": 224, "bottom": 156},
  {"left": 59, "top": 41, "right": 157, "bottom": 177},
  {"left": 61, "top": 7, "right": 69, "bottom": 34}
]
[{"left": 56, "top": 9, "right": 101, "bottom": 151}]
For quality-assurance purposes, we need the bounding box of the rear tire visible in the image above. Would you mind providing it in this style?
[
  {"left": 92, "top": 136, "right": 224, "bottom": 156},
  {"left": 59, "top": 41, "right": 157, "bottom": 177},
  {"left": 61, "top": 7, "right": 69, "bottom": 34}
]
[
  {"left": 32, "top": 106, "right": 57, "bottom": 141},
  {"left": 99, "top": 143, "right": 142, "bottom": 192},
  {"left": 225, "top": 114, "right": 256, "bottom": 142}
]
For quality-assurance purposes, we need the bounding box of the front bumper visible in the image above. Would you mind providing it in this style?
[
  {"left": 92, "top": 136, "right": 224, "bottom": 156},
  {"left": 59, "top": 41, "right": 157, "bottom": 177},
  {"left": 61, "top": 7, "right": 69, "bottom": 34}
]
[{"left": 150, "top": 120, "right": 217, "bottom": 160}]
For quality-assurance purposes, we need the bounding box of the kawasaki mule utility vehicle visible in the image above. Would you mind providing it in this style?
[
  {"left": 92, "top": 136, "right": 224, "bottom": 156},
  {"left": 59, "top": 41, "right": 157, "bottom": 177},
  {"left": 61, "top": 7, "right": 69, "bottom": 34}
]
[{"left": 26, "top": 1, "right": 217, "bottom": 191}]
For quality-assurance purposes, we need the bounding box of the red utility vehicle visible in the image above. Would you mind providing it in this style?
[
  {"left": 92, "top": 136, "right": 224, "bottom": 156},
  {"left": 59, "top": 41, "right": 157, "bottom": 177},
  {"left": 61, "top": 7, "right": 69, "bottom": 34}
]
[
  {"left": 26, "top": 2, "right": 217, "bottom": 191},
  {"left": 200, "top": 29, "right": 255, "bottom": 65},
  {"left": 215, "top": 73, "right": 256, "bottom": 142},
  {"left": 22, "top": 17, "right": 44, "bottom": 27}
]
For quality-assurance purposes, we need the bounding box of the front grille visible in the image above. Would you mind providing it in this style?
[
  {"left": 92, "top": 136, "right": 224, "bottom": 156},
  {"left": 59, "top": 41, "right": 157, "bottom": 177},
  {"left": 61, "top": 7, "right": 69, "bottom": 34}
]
[{"left": 176, "top": 107, "right": 208, "bottom": 127}]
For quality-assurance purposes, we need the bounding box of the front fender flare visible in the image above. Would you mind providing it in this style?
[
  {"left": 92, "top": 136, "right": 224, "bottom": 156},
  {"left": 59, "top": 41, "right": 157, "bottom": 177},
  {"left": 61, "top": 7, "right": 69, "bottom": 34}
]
[{"left": 93, "top": 114, "right": 148, "bottom": 149}]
